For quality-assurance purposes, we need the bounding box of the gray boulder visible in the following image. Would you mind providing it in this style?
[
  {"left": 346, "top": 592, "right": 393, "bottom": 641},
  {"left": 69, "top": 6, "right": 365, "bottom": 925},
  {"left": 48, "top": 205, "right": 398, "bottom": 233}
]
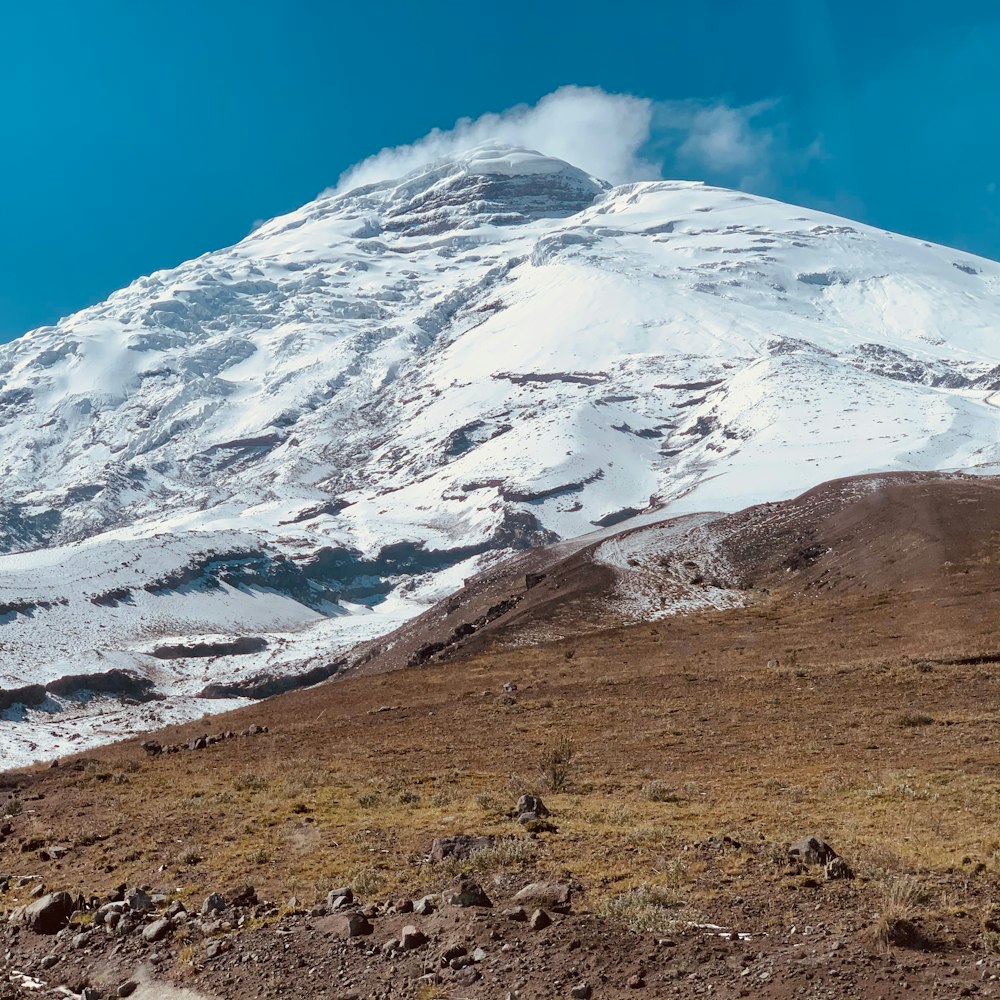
[
  {"left": 448, "top": 879, "right": 492, "bottom": 908},
  {"left": 513, "top": 881, "right": 571, "bottom": 913},
  {"left": 142, "top": 917, "right": 172, "bottom": 943},
  {"left": 429, "top": 834, "right": 495, "bottom": 862},
  {"left": 22, "top": 891, "right": 75, "bottom": 934},
  {"left": 788, "top": 836, "right": 838, "bottom": 866}
]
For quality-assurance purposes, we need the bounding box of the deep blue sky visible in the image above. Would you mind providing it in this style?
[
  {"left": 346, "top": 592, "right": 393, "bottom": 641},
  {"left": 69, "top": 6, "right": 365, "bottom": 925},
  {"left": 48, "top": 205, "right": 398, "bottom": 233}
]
[{"left": 1, "top": 0, "right": 998, "bottom": 341}]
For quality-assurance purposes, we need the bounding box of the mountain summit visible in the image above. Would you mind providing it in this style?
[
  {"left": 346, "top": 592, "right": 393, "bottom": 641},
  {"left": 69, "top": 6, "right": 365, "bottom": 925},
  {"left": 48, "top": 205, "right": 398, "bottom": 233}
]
[{"left": 2, "top": 144, "right": 1000, "bottom": 762}]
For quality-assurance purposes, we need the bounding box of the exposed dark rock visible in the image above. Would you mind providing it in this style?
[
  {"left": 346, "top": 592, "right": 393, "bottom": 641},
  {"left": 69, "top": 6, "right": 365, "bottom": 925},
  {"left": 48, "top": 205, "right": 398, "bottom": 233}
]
[
  {"left": 20, "top": 891, "right": 75, "bottom": 934},
  {"left": 788, "top": 836, "right": 839, "bottom": 866},
  {"left": 429, "top": 835, "right": 495, "bottom": 862},
  {"left": 151, "top": 636, "right": 268, "bottom": 659}
]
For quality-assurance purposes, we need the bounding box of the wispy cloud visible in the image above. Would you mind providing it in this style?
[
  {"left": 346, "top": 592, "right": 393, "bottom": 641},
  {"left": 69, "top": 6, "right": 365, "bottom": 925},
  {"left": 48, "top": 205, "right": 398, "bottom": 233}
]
[{"left": 333, "top": 86, "right": 820, "bottom": 195}]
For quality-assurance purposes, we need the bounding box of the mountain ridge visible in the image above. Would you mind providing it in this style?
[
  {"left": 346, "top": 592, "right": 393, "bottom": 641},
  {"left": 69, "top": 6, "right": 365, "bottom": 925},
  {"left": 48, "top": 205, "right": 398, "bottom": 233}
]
[{"left": 3, "top": 141, "right": 1000, "bottom": 764}]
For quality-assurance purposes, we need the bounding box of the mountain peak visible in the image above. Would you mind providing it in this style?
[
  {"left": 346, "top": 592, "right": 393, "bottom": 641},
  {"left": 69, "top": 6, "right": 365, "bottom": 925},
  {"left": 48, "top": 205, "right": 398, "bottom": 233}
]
[{"left": 333, "top": 142, "right": 609, "bottom": 234}]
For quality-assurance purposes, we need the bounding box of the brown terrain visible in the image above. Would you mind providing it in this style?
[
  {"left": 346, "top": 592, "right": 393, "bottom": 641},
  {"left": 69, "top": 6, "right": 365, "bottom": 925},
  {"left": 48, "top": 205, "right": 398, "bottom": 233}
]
[{"left": 3, "top": 471, "right": 1000, "bottom": 999}]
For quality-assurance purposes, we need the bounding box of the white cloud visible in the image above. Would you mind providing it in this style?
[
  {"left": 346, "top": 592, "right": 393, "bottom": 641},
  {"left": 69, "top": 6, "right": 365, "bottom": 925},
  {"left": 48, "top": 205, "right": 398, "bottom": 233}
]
[
  {"left": 333, "top": 86, "right": 817, "bottom": 195},
  {"left": 335, "top": 86, "right": 658, "bottom": 192}
]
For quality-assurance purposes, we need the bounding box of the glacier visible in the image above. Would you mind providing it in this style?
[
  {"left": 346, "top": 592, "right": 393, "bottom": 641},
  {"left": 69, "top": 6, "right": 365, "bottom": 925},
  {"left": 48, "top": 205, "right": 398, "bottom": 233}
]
[{"left": 2, "top": 141, "right": 1000, "bottom": 765}]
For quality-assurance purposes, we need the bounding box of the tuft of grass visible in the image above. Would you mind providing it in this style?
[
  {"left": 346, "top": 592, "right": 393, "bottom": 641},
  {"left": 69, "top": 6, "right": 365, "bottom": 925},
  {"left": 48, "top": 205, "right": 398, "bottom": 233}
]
[
  {"left": 177, "top": 847, "right": 204, "bottom": 866},
  {"left": 898, "top": 713, "right": 934, "bottom": 728},
  {"left": 869, "top": 877, "right": 927, "bottom": 950},
  {"left": 2, "top": 798, "right": 23, "bottom": 817},
  {"left": 233, "top": 771, "right": 267, "bottom": 792},
  {"left": 540, "top": 736, "right": 576, "bottom": 792},
  {"left": 467, "top": 837, "right": 536, "bottom": 874},
  {"left": 350, "top": 866, "right": 386, "bottom": 897},
  {"left": 246, "top": 846, "right": 272, "bottom": 866},
  {"left": 473, "top": 790, "right": 507, "bottom": 814},
  {"left": 641, "top": 780, "right": 681, "bottom": 803},
  {"left": 596, "top": 885, "right": 683, "bottom": 935}
]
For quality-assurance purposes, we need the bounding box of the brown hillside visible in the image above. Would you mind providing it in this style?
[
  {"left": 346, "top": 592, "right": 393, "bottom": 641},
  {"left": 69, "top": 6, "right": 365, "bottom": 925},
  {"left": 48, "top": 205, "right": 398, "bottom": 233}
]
[{"left": 3, "top": 471, "right": 1000, "bottom": 998}]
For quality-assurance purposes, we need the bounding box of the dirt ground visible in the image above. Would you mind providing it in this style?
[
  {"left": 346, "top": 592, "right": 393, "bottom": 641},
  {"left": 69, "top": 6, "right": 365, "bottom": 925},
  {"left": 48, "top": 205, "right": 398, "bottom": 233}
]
[{"left": 4, "top": 473, "right": 1000, "bottom": 997}]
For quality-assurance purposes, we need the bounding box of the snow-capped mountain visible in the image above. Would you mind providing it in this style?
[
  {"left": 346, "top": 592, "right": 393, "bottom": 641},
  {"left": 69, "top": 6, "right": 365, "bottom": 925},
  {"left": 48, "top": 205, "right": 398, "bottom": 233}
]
[{"left": 3, "top": 142, "right": 1000, "bottom": 764}]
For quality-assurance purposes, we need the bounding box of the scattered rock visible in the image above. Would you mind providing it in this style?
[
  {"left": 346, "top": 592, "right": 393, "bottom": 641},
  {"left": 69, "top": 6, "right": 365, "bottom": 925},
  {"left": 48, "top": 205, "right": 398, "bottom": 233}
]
[
  {"left": 448, "top": 879, "right": 492, "bottom": 908},
  {"left": 400, "top": 924, "right": 427, "bottom": 949},
  {"left": 513, "top": 881, "right": 572, "bottom": 913},
  {"left": 201, "top": 892, "right": 227, "bottom": 915},
  {"left": 825, "top": 857, "right": 854, "bottom": 880},
  {"left": 21, "top": 891, "right": 75, "bottom": 934},
  {"left": 529, "top": 908, "right": 552, "bottom": 930},
  {"left": 126, "top": 888, "right": 152, "bottom": 913},
  {"left": 571, "top": 984, "right": 593, "bottom": 999},
  {"left": 429, "top": 834, "right": 495, "bottom": 862},
  {"left": 142, "top": 917, "right": 172, "bottom": 943},
  {"left": 627, "top": 972, "right": 646, "bottom": 989},
  {"left": 329, "top": 912, "right": 373, "bottom": 938},
  {"left": 788, "top": 836, "right": 839, "bottom": 866}
]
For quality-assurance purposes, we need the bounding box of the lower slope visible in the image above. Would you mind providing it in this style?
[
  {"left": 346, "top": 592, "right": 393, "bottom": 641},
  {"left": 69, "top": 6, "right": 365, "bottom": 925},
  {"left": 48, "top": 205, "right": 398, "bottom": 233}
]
[{"left": 2, "top": 473, "right": 1000, "bottom": 996}]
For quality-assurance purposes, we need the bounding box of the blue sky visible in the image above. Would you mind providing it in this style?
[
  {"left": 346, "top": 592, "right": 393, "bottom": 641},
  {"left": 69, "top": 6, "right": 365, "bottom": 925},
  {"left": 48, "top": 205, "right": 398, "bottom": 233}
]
[{"left": 0, "top": 0, "right": 997, "bottom": 341}]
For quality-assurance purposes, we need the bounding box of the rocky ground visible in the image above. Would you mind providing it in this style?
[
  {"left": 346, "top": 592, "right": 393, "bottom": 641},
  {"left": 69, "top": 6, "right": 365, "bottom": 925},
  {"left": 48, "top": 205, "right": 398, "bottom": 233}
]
[
  {"left": 4, "top": 829, "right": 1000, "bottom": 1000},
  {"left": 4, "top": 473, "right": 1000, "bottom": 998}
]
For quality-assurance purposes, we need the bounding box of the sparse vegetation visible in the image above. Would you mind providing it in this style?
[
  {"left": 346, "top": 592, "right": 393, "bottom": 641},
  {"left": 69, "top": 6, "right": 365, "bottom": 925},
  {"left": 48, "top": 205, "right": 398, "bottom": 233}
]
[
  {"left": 899, "top": 712, "right": 934, "bottom": 727},
  {"left": 539, "top": 736, "right": 576, "bottom": 791},
  {"left": 870, "top": 877, "right": 927, "bottom": 949},
  {"left": 233, "top": 770, "right": 268, "bottom": 792},
  {"left": 641, "top": 779, "right": 681, "bottom": 803},
  {"left": 596, "top": 885, "right": 684, "bottom": 934}
]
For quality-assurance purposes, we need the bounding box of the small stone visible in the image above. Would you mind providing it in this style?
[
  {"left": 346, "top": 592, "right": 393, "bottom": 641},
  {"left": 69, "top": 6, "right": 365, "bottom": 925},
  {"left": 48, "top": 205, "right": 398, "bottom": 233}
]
[
  {"left": 117, "top": 983, "right": 138, "bottom": 998},
  {"left": 455, "top": 967, "right": 482, "bottom": 987},
  {"left": 825, "top": 857, "right": 854, "bottom": 880},
  {"left": 400, "top": 924, "right": 428, "bottom": 949},
  {"left": 126, "top": 888, "right": 152, "bottom": 913},
  {"left": 788, "top": 836, "right": 838, "bottom": 866},
  {"left": 571, "top": 984, "right": 593, "bottom": 1000},
  {"left": 516, "top": 793, "right": 549, "bottom": 817},
  {"left": 627, "top": 972, "right": 646, "bottom": 989},
  {"left": 201, "top": 892, "right": 227, "bottom": 915},
  {"left": 414, "top": 895, "right": 437, "bottom": 916},
  {"left": 448, "top": 879, "right": 492, "bottom": 908},
  {"left": 529, "top": 908, "right": 552, "bottom": 930},
  {"left": 40, "top": 954, "right": 58, "bottom": 969},
  {"left": 503, "top": 906, "right": 528, "bottom": 921},
  {"left": 142, "top": 917, "right": 172, "bottom": 943},
  {"left": 513, "top": 881, "right": 572, "bottom": 913},
  {"left": 327, "top": 887, "right": 354, "bottom": 908},
  {"left": 393, "top": 897, "right": 413, "bottom": 913},
  {"left": 329, "top": 911, "right": 373, "bottom": 938},
  {"left": 471, "top": 946, "right": 488, "bottom": 962}
]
